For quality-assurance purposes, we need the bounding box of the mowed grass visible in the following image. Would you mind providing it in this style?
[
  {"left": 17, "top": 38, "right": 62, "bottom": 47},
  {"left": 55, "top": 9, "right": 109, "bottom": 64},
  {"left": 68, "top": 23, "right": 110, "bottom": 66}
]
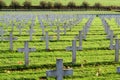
[
  {"left": 4, "top": 0, "right": 120, "bottom": 6},
  {"left": 0, "top": 13, "right": 120, "bottom": 80}
]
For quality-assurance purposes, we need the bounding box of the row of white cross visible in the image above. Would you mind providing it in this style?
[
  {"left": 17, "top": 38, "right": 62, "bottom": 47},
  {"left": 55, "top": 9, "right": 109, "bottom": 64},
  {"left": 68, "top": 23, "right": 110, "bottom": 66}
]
[
  {"left": 1, "top": 15, "right": 120, "bottom": 79},
  {"left": 100, "top": 17, "right": 120, "bottom": 73}
]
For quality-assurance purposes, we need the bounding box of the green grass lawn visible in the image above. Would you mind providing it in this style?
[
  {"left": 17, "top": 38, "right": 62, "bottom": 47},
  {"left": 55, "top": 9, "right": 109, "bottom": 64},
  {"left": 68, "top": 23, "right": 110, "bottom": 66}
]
[
  {"left": 4, "top": 0, "right": 120, "bottom": 6},
  {"left": 0, "top": 12, "right": 120, "bottom": 80}
]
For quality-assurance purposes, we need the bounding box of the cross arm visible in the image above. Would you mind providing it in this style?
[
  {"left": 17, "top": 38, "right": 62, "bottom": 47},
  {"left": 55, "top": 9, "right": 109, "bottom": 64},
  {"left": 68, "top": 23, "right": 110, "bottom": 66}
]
[
  {"left": 17, "top": 48, "right": 24, "bottom": 53},
  {"left": 66, "top": 46, "right": 72, "bottom": 51},
  {"left": 46, "top": 70, "right": 56, "bottom": 77},
  {"left": 63, "top": 69, "right": 73, "bottom": 76},
  {"left": 29, "top": 48, "right": 36, "bottom": 52}
]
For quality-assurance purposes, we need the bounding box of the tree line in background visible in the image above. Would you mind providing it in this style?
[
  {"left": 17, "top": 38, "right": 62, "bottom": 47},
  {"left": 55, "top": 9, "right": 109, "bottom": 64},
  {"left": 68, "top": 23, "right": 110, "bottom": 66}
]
[{"left": 0, "top": 0, "right": 119, "bottom": 11}]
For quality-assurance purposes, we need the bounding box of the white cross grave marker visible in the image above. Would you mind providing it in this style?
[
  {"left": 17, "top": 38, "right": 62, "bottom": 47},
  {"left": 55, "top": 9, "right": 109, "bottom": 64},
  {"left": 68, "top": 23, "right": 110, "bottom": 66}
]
[
  {"left": 66, "top": 40, "right": 77, "bottom": 64},
  {"left": 17, "top": 23, "right": 22, "bottom": 35},
  {"left": 28, "top": 26, "right": 35, "bottom": 41},
  {"left": 46, "top": 58, "right": 73, "bottom": 80},
  {"left": 17, "top": 41, "right": 36, "bottom": 67},
  {"left": 5, "top": 32, "right": 17, "bottom": 51},
  {"left": 63, "top": 23, "right": 67, "bottom": 35},
  {"left": 41, "top": 32, "right": 52, "bottom": 51},
  {"left": 75, "top": 31, "right": 83, "bottom": 50},
  {"left": 54, "top": 26, "right": 64, "bottom": 40},
  {"left": 0, "top": 27, "right": 5, "bottom": 41},
  {"left": 115, "top": 39, "right": 119, "bottom": 62},
  {"left": 40, "top": 21, "right": 45, "bottom": 36},
  {"left": 109, "top": 30, "right": 116, "bottom": 49}
]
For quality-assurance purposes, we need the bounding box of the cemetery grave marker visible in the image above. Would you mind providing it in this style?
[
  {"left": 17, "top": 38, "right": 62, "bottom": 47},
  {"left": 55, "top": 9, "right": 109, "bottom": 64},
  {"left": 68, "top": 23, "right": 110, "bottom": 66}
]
[
  {"left": 46, "top": 58, "right": 73, "bottom": 80},
  {"left": 66, "top": 40, "right": 77, "bottom": 64},
  {"left": 17, "top": 41, "right": 36, "bottom": 67},
  {"left": 115, "top": 39, "right": 119, "bottom": 62},
  {"left": 41, "top": 32, "right": 52, "bottom": 51},
  {"left": 54, "top": 26, "right": 64, "bottom": 40},
  {"left": 75, "top": 31, "right": 83, "bottom": 50},
  {"left": 109, "top": 30, "right": 116, "bottom": 50},
  {"left": 17, "top": 23, "right": 23, "bottom": 35},
  {"left": 5, "top": 32, "right": 17, "bottom": 51},
  {"left": 27, "top": 26, "right": 35, "bottom": 41},
  {"left": 117, "top": 67, "right": 120, "bottom": 73},
  {"left": 0, "top": 27, "right": 6, "bottom": 41}
]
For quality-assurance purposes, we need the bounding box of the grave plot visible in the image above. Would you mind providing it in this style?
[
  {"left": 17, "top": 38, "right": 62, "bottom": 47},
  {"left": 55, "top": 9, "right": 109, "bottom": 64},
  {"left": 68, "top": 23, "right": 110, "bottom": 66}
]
[{"left": 0, "top": 13, "right": 120, "bottom": 80}]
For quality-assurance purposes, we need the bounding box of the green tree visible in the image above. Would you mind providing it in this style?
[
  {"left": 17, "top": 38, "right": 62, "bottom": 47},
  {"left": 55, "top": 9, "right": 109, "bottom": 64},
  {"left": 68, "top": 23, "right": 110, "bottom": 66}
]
[
  {"left": 54, "top": 2, "right": 62, "bottom": 9},
  {"left": 0, "top": 0, "right": 6, "bottom": 9},
  {"left": 40, "top": 1, "right": 47, "bottom": 9},
  {"left": 10, "top": 0, "right": 20, "bottom": 10},
  {"left": 94, "top": 2, "right": 102, "bottom": 10},
  {"left": 81, "top": 1, "right": 89, "bottom": 10},
  {"left": 23, "top": 0, "right": 32, "bottom": 10},
  {"left": 47, "top": 1, "right": 53, "bottom": 9},
  {"left": 67, "top": 1, "right": 76, "bottom": 9}
]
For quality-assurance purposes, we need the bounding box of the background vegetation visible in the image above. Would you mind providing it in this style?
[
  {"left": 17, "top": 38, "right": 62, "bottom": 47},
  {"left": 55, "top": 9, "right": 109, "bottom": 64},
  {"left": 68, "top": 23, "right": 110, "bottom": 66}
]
[{"left": 0, "top": 0, "right": 120, "bottom": 10}]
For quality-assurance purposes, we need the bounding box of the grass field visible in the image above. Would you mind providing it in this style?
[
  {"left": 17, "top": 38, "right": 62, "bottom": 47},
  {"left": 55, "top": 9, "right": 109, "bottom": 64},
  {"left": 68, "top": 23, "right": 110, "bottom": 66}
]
[
  {"left": 0, "top": 12, "right": 120, "bottom": 80},
  {"left": 4, "top": 0, "right": 120, "bottom": 6}
]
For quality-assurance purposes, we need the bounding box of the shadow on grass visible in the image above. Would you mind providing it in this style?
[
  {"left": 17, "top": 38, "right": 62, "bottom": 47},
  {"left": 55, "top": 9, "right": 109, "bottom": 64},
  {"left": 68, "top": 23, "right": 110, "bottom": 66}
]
[
  {"left": 0, "top": 61, "right": 119, "bottom": 72},
  {"left": 83, "top": 47, "right": 109, "bottom": 50}
]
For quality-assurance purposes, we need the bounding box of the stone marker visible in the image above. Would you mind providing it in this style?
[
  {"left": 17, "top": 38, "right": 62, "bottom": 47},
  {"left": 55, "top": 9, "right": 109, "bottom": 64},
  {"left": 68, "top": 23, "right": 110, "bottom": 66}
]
[
  {"left": 115, "top": 39, "right": 119, "bottom": 62},
  {"left": 54, "top": 26, "right": 64, "bottom": 40},
  {"left": 40, "top": 23, "right": 45, "bottom": 36},
  {"left": 5, "top": 32, "right": 17, "bottom": 51},
  {"left": 117, "top": 67, "right": 120, "bottom": 73},
  {"left": 17, "top": 41, "right": 36, "bottom": 67},
  {"left": 0, "top": 27, "right": 5, "bottom": 41},
  {"left": 46, "top": 58, "right": 73, "bottom": 80},
  {"left": 17, "top": 23, "right": 22, "bottom": 35},
  {"left": 66, "top": 40, "right": 76, "bottom": 64},
  {"left": 41, "top": 32, "right": 52, "bottom": 51},
  {"left": 75, "top": 31, "right": 83, "bottom": 50},
  {"left": 63, "top": 23, "right": 67, "bottom": 35},
  {"left": 109, "top": 30, "right": 115, "bottom": 49},
  {"left": 28, "top": 26, "right": 35, "bottom": 41}
]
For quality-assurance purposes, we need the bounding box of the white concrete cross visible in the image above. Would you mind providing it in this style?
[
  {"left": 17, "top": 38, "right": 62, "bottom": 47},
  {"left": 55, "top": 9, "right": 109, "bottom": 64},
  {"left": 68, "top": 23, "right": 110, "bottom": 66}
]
[
  {"left": 17, "top": 41, "right": 36, "bottom": 67},
  {"left": 28, "top": 26, "right": 35, "bottom": 41},
  {"left": 5, "top": 32, "right": 17, "bottom": 51},
  {"left": 46, "top": 58, "right": 73, "bottom": 80},
  {"left": 66, "top": 40, "right": 77, "bottom": 64},
  {"left": 63, "top": 23, "right": 67, "bottom": 35},
  {"left": 11, "top": 20, "right": 15, "bottom": 31},
  {"left": 106, "top": 26, "right": 111, "bottom": 39},
  {"left": 115, "top": 39, "right": 120, "bottom": 62},
  {"left": 41, "top": 32, "right": 52, "bottom": 51},
  {"left": 40, "top": 22, "right": 45, "bottom": 36},
  {"left": 0, "top": 27, "right": 5, "bottom": 41},
  {"left": 117, "top": 67, "right": 120, "bottom": 73},
  {"left": 17, "top": 23, "right": 22, "bottom": 35},
  {"left": 75, "top": 31, "right": 83, "bottom": 50},
  {"left": 109, "top": 30, "right": 115, "bottom": 49},
  {"left": 54, "top": 26, "right": 64, "bottom": 40}
]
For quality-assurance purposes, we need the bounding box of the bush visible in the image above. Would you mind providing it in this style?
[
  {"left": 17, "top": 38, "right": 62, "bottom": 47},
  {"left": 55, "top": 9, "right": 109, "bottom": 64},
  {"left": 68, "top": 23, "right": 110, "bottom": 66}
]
[
  {"left": 10, "top": 0, "right": 20, "bottom": 10},
  {"left": 54, "top": 2, "right": 62, "bottom": 9},
  {"left": 67, "top": 1, "right": 76, "bottom": 8},
  {"left": 81, "top": 1, "right": 89, "bottom": 10},
  {"left": 94, "top": 2, "right": 102, "bottom": 10},
  {"left": 23, "top": 0, "right": 32, "bottom": 9},
  {"left": 40, "top": 1, "right": 47, "bottom": 9},
  {"left": 47, "top": 1, "right": 53, "bottom": 9},
  {"left": 0, "top": 0, "right": 6, "bottom": 9}
]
